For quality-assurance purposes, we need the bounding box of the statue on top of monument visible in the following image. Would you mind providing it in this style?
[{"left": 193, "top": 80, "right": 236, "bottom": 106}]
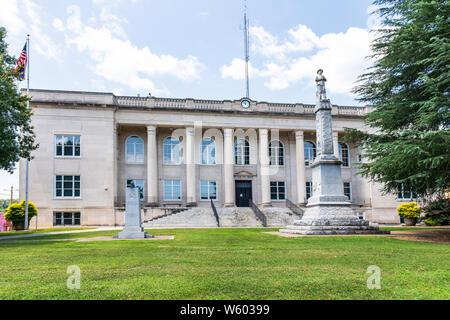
[{"left": 315, "top": 69, "right": 327, "bottom": 102}]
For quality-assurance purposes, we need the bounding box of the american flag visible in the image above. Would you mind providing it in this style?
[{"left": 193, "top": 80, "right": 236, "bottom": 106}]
[{"left": 16, "top": 42, "right": 27, "bottom": 81}]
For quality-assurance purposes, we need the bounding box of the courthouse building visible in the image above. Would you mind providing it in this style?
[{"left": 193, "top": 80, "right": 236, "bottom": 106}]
[{"left": 19, "top": 89, "right": 409, "bottom": 227}]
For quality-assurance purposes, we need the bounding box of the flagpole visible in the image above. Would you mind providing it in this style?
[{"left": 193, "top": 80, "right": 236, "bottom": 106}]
[{"left": 24, "top": 34, "right": 30, "bottom": 231}]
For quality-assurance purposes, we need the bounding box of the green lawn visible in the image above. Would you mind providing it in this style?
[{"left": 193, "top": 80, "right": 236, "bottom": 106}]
[{"left": 0, "top": 228, "right": 448, "bottom": 300}]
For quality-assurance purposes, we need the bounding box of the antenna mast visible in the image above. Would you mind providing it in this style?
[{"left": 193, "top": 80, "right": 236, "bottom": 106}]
[{"left": 244, "top": 0, "right": 250, "bottom": 98}]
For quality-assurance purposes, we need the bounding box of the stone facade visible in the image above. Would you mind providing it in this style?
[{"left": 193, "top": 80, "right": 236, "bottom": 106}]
[{"left": 19, "top": 89, "right": 406, "bottom": 228}]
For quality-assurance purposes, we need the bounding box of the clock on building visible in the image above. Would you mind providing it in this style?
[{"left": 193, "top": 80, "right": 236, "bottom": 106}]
[{"left": 241, "top": 99, "right": 251, "bottom": 109}]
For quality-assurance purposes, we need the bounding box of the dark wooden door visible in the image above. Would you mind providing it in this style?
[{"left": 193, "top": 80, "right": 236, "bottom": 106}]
[{"left": 235, "top": 180, "right": 252, "bottom": 207}]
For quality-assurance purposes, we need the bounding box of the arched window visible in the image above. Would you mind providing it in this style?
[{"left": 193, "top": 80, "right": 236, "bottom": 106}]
[
  {"left": 201, "top": 139, "right": 216, "bottom": 165},
  {"left": 163, "top": 137, "right": 181, "bottom": 164},
  {"left": 235, "top": 139, "right": 250, "bottom": 165},
  {"left": 304, "top": 141, "right": 316, "bottom": 166},
  {"left": 126, "top": 136, "right": 144, "bottom": 163},
  {"left": 269, "top": 140, "right": 284, "bottom": 166},
  {"left": 338, "top": 142, "right": 350, "bottom": 167}
]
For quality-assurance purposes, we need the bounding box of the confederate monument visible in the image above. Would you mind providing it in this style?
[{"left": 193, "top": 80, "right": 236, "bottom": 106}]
[
  {"left": 114, "top": 184, "right": 152, "bottom": 239},
  {"left": 281, "top": 70, "right": 389, "bottom": 235}
]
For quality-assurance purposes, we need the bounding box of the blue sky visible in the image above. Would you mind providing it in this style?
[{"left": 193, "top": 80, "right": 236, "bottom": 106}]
[{"left": 0, "top": 0, "right": 378, "bottom": 197}]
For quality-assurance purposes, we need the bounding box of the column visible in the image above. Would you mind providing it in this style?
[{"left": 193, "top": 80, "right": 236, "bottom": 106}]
[
  {"left": 295, "top": 130, "right": 306, "bottom": 205},
  {"left": 185, "top": 127, "right": 196, "bottom": 206},
  {"left": 333, "top": 131, "right": 339, "bottom": 159},
  {"left": 146, "top": 125, "right": 158, "bottom": 206},
  {"left": 223, "top": 128, "right": 235, "bottom": 206},
  {"left": 259, "top": 129, "right": 271, "bottom": 206}
]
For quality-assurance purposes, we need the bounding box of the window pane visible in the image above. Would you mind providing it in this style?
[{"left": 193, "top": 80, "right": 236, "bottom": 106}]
[
  {"left": 56, "top": 145, "right": 62, "bottom": 156},
  {"left": 64, "top": 146, "right": 73, "bottom": 156},
  {"left": 64, "top": 189, "right": 73, "bottom": 197}
]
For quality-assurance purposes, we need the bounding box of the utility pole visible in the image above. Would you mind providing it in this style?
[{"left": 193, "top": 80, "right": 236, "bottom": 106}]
[
  {"left": 10, "top": 186, "right": 13, "bottom": 206},
  {"left": 243, "top": 1, "right": 250, "bottom": 98}
]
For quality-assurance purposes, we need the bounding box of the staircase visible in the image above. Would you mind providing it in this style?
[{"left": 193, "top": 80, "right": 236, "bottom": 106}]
[
  {"left": 142, "top": 207, "right": 218, "bottom": 228},
  {"left": 141, "top": 205, "right": 301, "bottom": 228},
  {"left": 217, "top": 207, "right": 263, "bottom": 227}
]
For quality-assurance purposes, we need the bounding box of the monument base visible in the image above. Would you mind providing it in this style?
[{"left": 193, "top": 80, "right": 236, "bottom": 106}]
[
  {"left": 113, "top": 227, "right": 153, "bottom": 239},
  {"left": 280, "top": 203, "right": 390, "bottom": 235}
]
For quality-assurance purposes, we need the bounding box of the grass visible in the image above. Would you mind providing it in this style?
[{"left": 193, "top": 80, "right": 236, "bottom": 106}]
[
  {"left": 0, "top": 228, "right": 448, "bottom": 300},
  {"left": 0, "top": 227, "right": 95, "bottom": 237}
]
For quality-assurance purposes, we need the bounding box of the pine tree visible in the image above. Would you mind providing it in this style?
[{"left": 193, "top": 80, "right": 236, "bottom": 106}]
[
  {"left": 0, "top": 27, "right": 37, "bottom": 173},
  {"left": 345, "top": 0, "right": 450, "bottom": 200}
]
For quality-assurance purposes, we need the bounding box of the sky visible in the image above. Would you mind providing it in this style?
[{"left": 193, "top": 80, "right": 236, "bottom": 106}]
[{"left": 0, "top": 0, "right": 380, "bottom": 198}]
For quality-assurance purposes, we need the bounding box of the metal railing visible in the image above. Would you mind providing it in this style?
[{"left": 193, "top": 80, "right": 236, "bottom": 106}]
[
  {"left": 210, "top": 199, "right": 220, "bottom": 227},
  {"left": 286, "top": 199, "right": 304, "bottom": 219},
  {"left": 249, "top": 200, "right": 267, "bottom": 227}
]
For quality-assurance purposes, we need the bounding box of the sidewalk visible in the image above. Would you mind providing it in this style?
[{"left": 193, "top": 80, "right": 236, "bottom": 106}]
[{"left": 0, "top": 227, "right": 122, "bottom": 240}]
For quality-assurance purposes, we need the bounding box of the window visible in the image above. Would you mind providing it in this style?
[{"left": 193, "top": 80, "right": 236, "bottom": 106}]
[
  {"left": 164, "top": 180, "right": 181, "bottom": 201},
  {"left": 306, "top": 181, "right": 312, "bottom": 199},
  {"left": 269, "top": 141, "right": 284, "bottom": 166},
  {"left": 200, "top": 139, "right": 216, "bottom": 165},
  {"left": 235, "top": 139, "right": 250, "bottom": 165},
  {"left": 343, "top": 182, "right": 352, "bottom": 200},
  {"left": 55, "top": 176, "right": 80, "bottom": 198},
  {"left": 270, "top": 181, "right": 286, "bottom": 201},
  {"left": 357, "top": 212, "right": 366, "bottom": 220},
  {"left": 163, "top": 137, "right": 181, "bottom": 164},
  {"left": 200, "top": 181, "right": 217, "bottom": 200},
  {"left": 357, "top": 154, "right": 363, "bottom": 163},
  {"left": 304, "top": 141, "right": 316, "bottom": 166},
  {"left": 126, "top": 136, "right": 144, "bottom": 163},
  {"left": 54, "top": 212, "right": 80, "bottom": 226},
  {"left": 338, "top": 142, "right": 350, "bottom": 167},
  {"left": 126, "top": 179, "right": 144, "bottom": 200},
  {"left": 55, "top": 135, "right": 80, "bottom": 157},
  {"left": 397, "top": 184, "right": 416, "bottom": 200}
]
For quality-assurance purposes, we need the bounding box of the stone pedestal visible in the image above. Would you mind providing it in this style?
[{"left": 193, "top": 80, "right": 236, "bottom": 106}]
[
  {"left": 114, "top": 187, "right": 152, "bottom": 239},
  {"left": 281, "top": 70, "right": 389, "bottom": 236}
]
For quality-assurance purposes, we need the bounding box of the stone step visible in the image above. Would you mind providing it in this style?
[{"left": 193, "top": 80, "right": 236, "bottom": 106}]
[
  {"left": 143, "top": 207, "right": 218, "bottom": 228},
  {"left": 217, "top": 207, "right": 263, "bottom": 227}
]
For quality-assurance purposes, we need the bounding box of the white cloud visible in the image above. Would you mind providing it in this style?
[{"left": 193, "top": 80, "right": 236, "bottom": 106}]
[
  {"left": 222, "top": 24, "right": 374, "bottom": 95},
  {"left": 61, "top": 5, "right": 204, "bottom": 95},
  {"left": 0, "top": 0, "right": 63, "bottom": 62},
  {"left": 220, "top": 58, "right": 260, "bottom": 80},
  {"left": 52, "top": 18, "right": 65, "bottom": 32}
]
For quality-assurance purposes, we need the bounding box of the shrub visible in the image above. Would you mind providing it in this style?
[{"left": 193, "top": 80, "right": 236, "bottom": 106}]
[
  {"left": 422, "top": 198, "right": 449, "bottom": 226},
  {"left": 4, "top": 200, "right": 38, "bottom": 222},
  {"left": 423, "top": 216, "right": 443, "bottom": 226},
  {"left": 397, "top": 202, "right": 421, "bottom": 218}
]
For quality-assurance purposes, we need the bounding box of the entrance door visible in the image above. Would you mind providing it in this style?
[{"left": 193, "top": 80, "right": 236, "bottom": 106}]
[{"left": 235, "top": 180, "right": 252, "bottom": 207}]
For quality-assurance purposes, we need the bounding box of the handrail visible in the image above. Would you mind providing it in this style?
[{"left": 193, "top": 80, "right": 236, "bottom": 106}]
[
  {"left": 249, "top": 200, "right": 267, "bottom": 227},
  {"left": 210, "top": 199, "right": 220, "bottom": 227},
  {"left": 286, "top": 199, "right": 304, "bottom": 219}
]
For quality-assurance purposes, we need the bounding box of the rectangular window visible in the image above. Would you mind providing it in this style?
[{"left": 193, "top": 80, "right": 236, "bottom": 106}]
[
  {"left": 357, "top": 212, "right": 366, "bottom": 220},
  {"left": 55, "top": 175, "right": 80, "bottom": 198},
  {"left": 306, "top": 181, "right": 312, "bottom": 199},
  {"left": 200, "top": 181, "right": 217, "bottom": 200},
  {"left": 55, "top": 135, "right": 80, "bottom": 157},
  {"left": 164, "top": 180, "right": 181, "bottom": 201},
  {"left": 343, "top": 182, "right": 351, "bottom": 201},
  {"left": 397, "top": 184, "right": 416, "bottom": 200},
  {"left": 126, "top": 179, "right": 145, "bottom": 200},
  {"left": 270, "top": 181, "right": 286, "bottom": 201},
  {"left": 53, "top": 212, "right": 80, "bottom": 226}
]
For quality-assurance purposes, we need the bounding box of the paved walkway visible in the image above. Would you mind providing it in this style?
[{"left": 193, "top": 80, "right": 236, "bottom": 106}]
[{"left": 0, "top": 227, "right": 121, "bottom": 240}]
